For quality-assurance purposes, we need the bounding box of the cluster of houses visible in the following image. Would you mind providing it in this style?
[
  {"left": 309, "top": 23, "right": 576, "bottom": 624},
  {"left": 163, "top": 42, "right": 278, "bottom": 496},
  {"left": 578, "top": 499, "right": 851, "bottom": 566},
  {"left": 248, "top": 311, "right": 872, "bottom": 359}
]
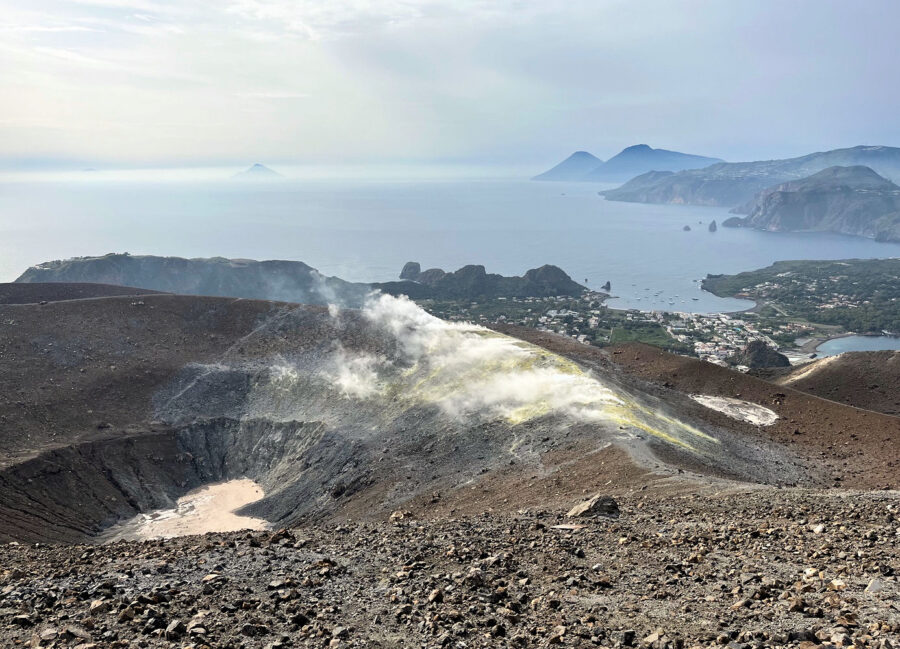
[{"left": 431, "top": 293, "right": 814, "bottom": 362}]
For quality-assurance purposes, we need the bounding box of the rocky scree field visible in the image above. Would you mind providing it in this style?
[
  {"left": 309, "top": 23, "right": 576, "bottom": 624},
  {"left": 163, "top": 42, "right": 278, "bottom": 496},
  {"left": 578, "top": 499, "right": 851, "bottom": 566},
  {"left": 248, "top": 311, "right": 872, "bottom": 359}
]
[{"left": 0, "top": 490, "right": 898, "bottom": 648}]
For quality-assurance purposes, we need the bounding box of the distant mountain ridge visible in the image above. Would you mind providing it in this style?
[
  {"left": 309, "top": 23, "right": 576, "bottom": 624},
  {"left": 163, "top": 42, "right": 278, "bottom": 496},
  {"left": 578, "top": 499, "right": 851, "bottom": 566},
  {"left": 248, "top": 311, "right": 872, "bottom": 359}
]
[
  {"left": 723, "top": 165, "right": 900, "bottom": 242},
  {"left": 602, "top": 145, "right": 900, "bottom": 207},
  {"left": 583, "top": 145, "right": 723, "bottom": 182},
  {"left": 533, "top": 145, "right": 722, "bottom": 182}
]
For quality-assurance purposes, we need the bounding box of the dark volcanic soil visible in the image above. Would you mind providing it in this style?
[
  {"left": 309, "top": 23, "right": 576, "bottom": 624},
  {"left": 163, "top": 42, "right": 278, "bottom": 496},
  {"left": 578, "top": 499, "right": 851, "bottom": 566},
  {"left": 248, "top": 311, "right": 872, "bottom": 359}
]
[
  {"left": 0, "top": 290, "right": 834, "bottom": 545},
  {"left": 0, "top": 293, "right": 288, "bottom": 467},
  {"left": 772, "top": 352, "right": 900, "bottom": 417},
  {"left": 1, "top": 288, "right": 899, "bottom": 648},
  {"left": 490, "top": 329, "right": 900, "bottom": 491},
  {"left": 0, "top": 283, "right": 163, "bottom": 305},
  {"left": 1, "top": 490, "right": 897, "bottom": 648}
]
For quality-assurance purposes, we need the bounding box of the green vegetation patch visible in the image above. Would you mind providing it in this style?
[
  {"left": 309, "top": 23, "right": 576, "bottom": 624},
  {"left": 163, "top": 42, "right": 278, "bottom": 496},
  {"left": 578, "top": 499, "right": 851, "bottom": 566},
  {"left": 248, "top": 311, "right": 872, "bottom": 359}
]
[
  {"left": 607, "top": 322, "right": 692, "bottom": 353},
  {"left": 702, "top": 259, "right": 900, "bottom": 333}
]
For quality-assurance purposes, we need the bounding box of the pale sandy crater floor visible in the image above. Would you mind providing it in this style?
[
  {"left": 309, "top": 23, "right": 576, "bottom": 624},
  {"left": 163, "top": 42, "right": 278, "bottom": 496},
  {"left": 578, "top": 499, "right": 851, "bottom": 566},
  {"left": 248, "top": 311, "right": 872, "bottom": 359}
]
[{"left": 100, "top": 479, "right": 270, "bottom": 542}]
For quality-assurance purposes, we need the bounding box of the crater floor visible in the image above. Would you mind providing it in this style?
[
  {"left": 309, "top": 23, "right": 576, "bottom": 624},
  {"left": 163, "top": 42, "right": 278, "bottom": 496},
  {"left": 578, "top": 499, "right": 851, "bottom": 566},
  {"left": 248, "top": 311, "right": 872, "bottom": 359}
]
[{"left": 100, "top": 479, "right": 269, "bottom": 542}]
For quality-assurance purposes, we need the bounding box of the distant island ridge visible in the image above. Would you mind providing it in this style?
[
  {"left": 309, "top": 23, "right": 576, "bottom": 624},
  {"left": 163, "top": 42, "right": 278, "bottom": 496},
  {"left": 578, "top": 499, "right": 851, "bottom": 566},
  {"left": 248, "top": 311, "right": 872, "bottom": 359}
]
[
  {"left": 533, "top": 144, "right": 723, "bottom": 182},
  {"left": 15, "top": 254, "right": 589, "bottom": 304},
  {"left": 532, "top": 144, "right": 900, "bottom": 243},
  {"left": 233, "top": 163, "right": 282, "bottom": 179},
  {"left": 601, "top": 145, "right": 900, "bottom": 209}
]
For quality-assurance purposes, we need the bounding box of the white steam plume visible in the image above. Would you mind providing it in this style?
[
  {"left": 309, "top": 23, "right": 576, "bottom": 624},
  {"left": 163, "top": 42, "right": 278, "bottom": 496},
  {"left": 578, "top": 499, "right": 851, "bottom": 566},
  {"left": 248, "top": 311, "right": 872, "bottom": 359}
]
[
  {"left": 325, "top": 345, "right": 388, "bottom": 399},
  {"left": 324, "top": 292, "right": 624, "bottom": 423}
]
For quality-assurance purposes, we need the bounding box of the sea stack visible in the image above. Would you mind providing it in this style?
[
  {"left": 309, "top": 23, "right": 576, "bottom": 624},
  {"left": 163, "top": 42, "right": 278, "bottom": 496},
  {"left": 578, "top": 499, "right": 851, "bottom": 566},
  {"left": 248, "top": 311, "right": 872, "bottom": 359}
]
[
  {"left": 709, "top": 220, "right": 717, "bottom": 232},
  {"left": 400, "top": 261, "right": 421, "bottom": 280},
  {"left": 683, "top": 225, "right": 692, "bottom": 231}
]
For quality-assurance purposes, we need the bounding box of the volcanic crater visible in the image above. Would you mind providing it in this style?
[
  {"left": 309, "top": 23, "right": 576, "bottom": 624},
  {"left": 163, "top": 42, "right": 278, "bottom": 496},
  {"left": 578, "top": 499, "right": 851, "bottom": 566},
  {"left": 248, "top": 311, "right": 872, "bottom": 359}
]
[{"left": 0, "top": 287, "right": 823, "bottom": 544}]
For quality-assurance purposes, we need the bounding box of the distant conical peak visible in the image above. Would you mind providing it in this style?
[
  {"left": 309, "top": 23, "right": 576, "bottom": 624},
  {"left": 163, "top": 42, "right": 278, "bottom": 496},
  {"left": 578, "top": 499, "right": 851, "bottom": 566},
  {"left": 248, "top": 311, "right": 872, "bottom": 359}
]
[
  {"left": 533, "top": 144, "right": 721, "bottom": 182},
  {"left": 234, "top": 163, "right": 282, "bottom": 179},
  {"left": 246, "top": 163, "right": 277, "bottom": 172}
]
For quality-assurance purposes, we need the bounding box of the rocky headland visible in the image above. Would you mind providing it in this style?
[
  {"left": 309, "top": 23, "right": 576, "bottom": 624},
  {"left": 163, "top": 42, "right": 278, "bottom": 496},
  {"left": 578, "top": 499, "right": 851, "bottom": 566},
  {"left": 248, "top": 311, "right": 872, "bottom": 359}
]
[
  {"left": 375, "top": 262, "right": 587, "bottom": 299},
  {"left": 724, "top": 166, "right": 900, "bottom": 242}
]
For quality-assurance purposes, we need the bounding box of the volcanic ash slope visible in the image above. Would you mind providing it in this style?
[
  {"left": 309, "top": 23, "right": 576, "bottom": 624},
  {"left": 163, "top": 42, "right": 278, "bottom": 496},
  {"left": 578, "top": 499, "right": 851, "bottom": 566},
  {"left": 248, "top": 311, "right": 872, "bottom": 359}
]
[{"left": 0, "top": 292, "right": 809, "bottom": 542}]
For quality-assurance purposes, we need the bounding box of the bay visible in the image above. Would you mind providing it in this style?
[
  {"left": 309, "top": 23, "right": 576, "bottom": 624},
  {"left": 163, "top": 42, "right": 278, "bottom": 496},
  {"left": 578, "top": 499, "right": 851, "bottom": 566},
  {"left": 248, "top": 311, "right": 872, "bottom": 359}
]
[{"left": 815, "top": 335, "right": 900, "bottom": 356}]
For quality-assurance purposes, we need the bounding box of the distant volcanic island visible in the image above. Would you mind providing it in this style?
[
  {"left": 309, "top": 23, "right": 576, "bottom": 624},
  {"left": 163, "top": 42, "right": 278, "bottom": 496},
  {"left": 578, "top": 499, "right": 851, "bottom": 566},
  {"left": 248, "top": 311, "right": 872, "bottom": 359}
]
[
  {"left": 233, "top": 163, "right": 283, "bottom": 179},
  {"left": 535, "top": 143, "right": 900, "bottom": 242},
  {"left": 533, "top": 144, "right": 722, "bottom": 183}
]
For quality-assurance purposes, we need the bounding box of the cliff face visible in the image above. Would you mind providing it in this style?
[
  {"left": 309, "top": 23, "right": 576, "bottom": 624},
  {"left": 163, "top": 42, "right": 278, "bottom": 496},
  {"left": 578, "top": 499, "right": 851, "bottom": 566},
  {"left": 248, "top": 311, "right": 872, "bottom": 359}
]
[
  {"left": 601, "top": 165, "right": 771, "bottom": 206},
  {"left": 16, "top": 254, "right": 371, "bottom": 306},
  {"left": 602, "top": 145, "right": 900, "bottom": 208},
  {"left": 725, "top": 166, "right": 900, "bottom": 242}
]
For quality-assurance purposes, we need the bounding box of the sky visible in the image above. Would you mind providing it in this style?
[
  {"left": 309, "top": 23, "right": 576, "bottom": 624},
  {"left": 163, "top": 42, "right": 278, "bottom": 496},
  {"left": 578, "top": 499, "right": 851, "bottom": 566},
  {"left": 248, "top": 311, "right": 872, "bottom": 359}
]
[{"left": 2, "top": 0, "right": 900, "bottom": 169}]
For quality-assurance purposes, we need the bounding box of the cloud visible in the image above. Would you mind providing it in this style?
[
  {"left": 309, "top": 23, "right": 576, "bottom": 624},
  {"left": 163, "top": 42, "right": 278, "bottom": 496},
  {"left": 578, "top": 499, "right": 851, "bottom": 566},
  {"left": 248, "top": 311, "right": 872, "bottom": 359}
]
[
  {"left": 236, "top": 91, "right": 311, "bottom": 100},
  {"left": 0, "top": 24, "right": 102, "bottom": 33},
  {"left": 2, "top": 0, "right": 900, "bottom": 165}
]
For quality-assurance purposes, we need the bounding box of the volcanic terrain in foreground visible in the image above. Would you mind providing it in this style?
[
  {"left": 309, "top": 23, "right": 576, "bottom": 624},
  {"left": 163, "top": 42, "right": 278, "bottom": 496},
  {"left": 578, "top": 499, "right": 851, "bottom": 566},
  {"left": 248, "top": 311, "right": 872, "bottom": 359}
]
[{"left": 0, "top": 284, "right": 897, "bottom": 648}]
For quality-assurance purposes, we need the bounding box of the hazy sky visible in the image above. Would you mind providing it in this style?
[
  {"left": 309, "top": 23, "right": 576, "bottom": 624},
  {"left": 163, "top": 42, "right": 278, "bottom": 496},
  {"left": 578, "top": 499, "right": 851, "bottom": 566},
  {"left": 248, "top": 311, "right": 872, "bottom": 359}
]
[{"left": 2, "top": 0, "right": 899, "bottom": 168}]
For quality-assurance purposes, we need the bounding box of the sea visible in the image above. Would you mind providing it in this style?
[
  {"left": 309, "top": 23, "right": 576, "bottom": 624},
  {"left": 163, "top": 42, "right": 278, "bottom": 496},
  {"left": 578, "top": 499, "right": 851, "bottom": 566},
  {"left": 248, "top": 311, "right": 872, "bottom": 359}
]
[
  {"left": 2, "top": 169, "right": 899, "bottom": 313},
  {"left": 815, "top": 335, "right": 900, "bottom": 356}
]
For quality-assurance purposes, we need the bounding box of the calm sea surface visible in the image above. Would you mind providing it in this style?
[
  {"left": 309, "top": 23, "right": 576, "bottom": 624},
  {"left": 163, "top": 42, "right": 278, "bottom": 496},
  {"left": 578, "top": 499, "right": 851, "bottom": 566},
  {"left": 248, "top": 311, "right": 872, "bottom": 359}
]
[
  {"left": 816, "top": 335, "right": 900, "bottom": 356},
  {"left": 1, "top": 176, "right": 899, "bottom": 313}
]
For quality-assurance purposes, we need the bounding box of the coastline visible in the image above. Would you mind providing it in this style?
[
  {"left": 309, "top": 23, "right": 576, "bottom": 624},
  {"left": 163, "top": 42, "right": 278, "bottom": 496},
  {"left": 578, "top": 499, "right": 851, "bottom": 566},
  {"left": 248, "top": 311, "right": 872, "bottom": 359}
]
[
  {"left": 796, "top": 332, "right": 853, "bottom": 355},
  {"left": 811, "top": 332, "right": 900, "bottom": 356}
]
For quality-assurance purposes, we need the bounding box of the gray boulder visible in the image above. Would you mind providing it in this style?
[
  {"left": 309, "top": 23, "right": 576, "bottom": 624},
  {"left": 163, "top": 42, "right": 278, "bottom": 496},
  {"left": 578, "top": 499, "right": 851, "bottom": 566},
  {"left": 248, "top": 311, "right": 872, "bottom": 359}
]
[{"left": 567, "top": 494, "right": 620, "bottom": 518}]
